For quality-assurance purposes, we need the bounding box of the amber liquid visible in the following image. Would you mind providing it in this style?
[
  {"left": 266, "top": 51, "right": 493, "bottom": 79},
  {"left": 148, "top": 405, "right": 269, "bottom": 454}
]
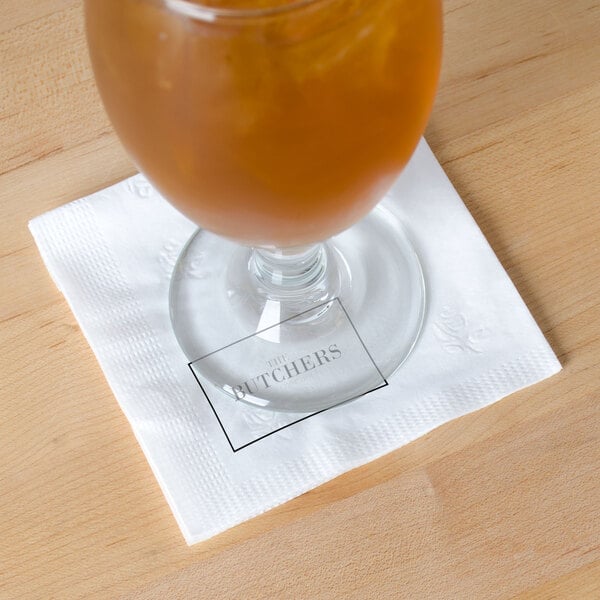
[{"left": 85, "top": 0, "right": 442, "bottom": 246}]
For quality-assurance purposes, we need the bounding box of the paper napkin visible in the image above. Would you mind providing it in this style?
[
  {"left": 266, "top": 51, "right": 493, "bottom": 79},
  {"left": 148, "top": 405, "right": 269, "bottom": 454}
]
[{"left": 29, "top": 140, "right": 561, "bottom": 544}]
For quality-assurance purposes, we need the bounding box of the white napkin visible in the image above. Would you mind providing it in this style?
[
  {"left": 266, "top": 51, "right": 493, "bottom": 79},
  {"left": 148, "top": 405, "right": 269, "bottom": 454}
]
[{"left": 29, "top": 140, "right": 560, "bottom": 544}]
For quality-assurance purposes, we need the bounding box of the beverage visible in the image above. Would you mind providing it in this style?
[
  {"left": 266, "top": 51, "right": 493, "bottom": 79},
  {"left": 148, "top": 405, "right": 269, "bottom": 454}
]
[{"left": 86, "top": 0, "right": 442, "bottom": 246}]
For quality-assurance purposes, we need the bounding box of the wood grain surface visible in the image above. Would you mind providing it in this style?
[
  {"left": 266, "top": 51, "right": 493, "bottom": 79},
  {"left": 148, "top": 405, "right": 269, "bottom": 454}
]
[{"left": 1, "top": 1, "right": 599, "bottom": 598}]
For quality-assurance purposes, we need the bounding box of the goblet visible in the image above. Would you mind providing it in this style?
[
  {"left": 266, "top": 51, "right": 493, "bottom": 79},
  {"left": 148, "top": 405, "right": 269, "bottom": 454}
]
[{"left": 85, "top": 0, "right": 442, "bottom": 411}]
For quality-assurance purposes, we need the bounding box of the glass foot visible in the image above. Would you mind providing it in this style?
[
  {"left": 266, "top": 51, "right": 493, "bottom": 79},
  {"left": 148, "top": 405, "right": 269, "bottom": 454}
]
[{"left": 169, "top": 202, "right": 425, "bottom": 412}]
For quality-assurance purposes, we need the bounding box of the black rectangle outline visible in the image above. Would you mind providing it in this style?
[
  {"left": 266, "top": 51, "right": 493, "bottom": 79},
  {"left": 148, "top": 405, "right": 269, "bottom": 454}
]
[{"left": 187, "top": 298, "right": 388, "bottom": 452}]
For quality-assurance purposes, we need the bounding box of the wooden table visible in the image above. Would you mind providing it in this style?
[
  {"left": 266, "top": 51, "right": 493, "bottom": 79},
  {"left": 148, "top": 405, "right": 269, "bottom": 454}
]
[{"left": 1, "top": 1, "right": 599, "bottom": 598}]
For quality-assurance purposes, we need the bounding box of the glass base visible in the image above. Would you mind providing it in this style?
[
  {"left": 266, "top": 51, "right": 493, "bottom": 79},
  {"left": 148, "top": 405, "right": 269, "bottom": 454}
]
[{"left": 170, "top": 203, "right": 425, "bottom": 413}]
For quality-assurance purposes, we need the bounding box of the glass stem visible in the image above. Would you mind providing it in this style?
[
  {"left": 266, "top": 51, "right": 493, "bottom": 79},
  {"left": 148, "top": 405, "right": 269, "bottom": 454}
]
[{"left": 249, "top": 244, "right": 329, "bottom": 298}]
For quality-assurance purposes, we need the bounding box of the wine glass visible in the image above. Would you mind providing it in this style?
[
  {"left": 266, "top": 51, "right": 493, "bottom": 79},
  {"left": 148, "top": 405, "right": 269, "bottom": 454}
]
[{"left": 85, "top": 0, "right": 442, "bottom": 412}]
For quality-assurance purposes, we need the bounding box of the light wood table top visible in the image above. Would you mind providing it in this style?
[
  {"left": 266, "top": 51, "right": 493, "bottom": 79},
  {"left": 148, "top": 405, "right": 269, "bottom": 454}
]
[{"left": 1, "top": 1, "right": 599, "bottom": 598}]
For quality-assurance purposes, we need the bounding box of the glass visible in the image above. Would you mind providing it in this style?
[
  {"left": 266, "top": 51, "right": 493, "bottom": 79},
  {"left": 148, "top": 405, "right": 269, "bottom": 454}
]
[{"left": 85, "top": 0, "right": 442, "bottom": 412}]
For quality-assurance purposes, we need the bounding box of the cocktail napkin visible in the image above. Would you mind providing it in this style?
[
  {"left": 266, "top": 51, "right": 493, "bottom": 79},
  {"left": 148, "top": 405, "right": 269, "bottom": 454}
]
[{"left": 29, "top": 140, "right": 560, "bottom": 544}]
